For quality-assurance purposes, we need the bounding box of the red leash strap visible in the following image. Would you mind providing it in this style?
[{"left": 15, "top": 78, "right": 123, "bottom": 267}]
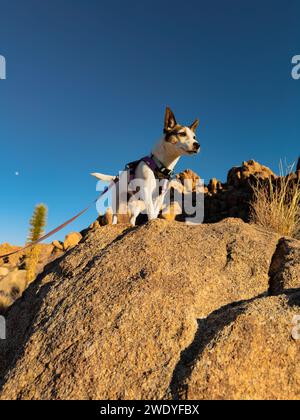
[
  {"left": 0, "top": 180, "right": 116, "bottom": 262},
  {"left": 0, "top": 206, "right": 91, "bottom": 260}
]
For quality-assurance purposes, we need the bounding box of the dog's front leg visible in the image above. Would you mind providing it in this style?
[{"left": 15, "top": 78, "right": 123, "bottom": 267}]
[
  {"left": 135, "top": 162, "right": 158, "bottom": 221},
  {"left": 143, "top": 188, "right": 157, "bottom": 221},
  {"left": 152, "top": 193, "right": 166, "bottom": 219},
  {"left": 110, "top": 182, "right": 118, "bottom": 224}
]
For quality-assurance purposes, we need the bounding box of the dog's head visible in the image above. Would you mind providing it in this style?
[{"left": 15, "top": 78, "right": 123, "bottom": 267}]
[{"left": 163, "top": 107, "right": 200, "bottom": 156}]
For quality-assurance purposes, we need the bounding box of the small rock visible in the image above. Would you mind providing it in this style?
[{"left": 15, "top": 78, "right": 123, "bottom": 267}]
[
  {"left": 176, "top": 169, "right": 201, "bottom": 192},
  {"left": 161, "top": 202, "right": 182, "bottom": 221},
  {"left": 52, "top": 240, "right": 64, "bottom": 251},
  {"left": 208, "top": 178, "right": 222, "bottom": 195},
  {"left": 103, "top": 208, "right": 113, "bottom": 225},
  {"left": 227, "top": 160, "right": 276, "bottom": 186},
  {"left": 63, "top": 232, "right": 82, "bottom": 251},
  {"left": 0, "top": 267, "right": 9, "bottom": 277}
]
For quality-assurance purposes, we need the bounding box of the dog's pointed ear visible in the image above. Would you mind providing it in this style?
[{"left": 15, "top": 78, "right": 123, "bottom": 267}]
[
  {"left": 190, "top": 119, "right": 199, "bottom": 132},
  {"left": 164, "top": 106, "right": 177, "bottom": 132}
]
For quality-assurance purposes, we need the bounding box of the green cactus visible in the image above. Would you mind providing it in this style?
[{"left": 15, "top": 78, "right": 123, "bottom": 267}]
[
  {"left": 26, "top": 204, "right": 48, "bottom": 284},
  {"left": 28, "top": 203, "right": 47, "bottom": 243}
]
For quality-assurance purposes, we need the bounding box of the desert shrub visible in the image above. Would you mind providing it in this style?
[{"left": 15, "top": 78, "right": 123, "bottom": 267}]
[{"left": 250, "top": 163, "right": 300, "bottom": 239}]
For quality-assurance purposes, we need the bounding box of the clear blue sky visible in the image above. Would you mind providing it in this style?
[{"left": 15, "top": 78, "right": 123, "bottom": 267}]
[{"left": 0, "top": 0, "right": 299, "bottom": 244}]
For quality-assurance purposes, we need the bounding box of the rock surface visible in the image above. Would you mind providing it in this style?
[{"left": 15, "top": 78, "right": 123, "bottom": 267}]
[
  {"left": 179, "top": 294, "right": 300, "bottom": 400},
  {"left": 0, "top": 244, "right": 58, "bottom": 311},
  {"left": 0, "top": 268, "right": 9, "bottom": 277},
  {"left": 268, "top": 238, "right": 300, "bottom": 295},
  {"left": 176, "top": 169, "right": 202, "bottom": 192},
  {"left": 2, "top": 218, "right": 296, "bottom": 400},
  {"left": 227, "top": 159, "right": 276, "bottom": 187},
  {"left": 63, "top": 232, "right": 82, "bottom": 251},
  {"left": 0, "top": 244, "right": 23, "bottom": 267},
  {"left": 52, "top": 240, "right": 64, "bottom": 251},
  {"left": 0, "top": 270, "right": 27, "bottom": 310}
]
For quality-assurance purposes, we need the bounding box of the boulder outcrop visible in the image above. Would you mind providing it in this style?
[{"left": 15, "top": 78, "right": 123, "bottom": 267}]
[
  {"left": 176, "top": 293, "right": 300, "bottom": 400},
  {"left": 2, "top": 218, "right": 298, "bottom": 400}
]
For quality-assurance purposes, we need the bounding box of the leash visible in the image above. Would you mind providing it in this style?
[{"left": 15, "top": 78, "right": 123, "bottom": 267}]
[
  {"left": 0, "top": 155, "right": 174, "bottom": 264},
  {"left": 0, "top": 181, "right": 116, "bottom": 263}
]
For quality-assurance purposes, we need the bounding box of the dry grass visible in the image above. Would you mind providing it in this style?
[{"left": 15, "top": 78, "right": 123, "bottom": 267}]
[{"left": 250, "top": 163, "right": 300, "bottom": 239}]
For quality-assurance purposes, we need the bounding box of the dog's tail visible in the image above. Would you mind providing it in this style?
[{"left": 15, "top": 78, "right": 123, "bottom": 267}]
[{"left": 90, "top": 172, "right": 116, "bottom": 182}]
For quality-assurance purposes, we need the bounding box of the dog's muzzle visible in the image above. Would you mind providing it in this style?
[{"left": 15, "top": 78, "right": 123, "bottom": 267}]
[{"left": 192, "top": 142, "right": 201, "bottom": 153}]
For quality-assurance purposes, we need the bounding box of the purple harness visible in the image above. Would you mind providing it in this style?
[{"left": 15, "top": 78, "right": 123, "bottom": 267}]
[
  {"left": 126, "top": 155, "right": 174, "bottom": 180},
  {"left": 125, "top": 155, "right": 174, "bottom": 194}
]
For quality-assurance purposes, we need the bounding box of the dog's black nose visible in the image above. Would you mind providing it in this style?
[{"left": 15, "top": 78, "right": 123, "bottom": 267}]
[{"left": 193, "top": 142, "right": 200, "bottom": 150}]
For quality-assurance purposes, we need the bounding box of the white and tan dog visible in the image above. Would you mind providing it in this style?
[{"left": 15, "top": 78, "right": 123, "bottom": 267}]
[{"left": 91, "top": 107, "right": 200, "bottom": 226}]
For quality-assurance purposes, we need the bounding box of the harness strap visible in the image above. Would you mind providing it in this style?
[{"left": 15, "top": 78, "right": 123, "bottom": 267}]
[{"left": 142, "top": 155, "right": 174, "bottom": 180}]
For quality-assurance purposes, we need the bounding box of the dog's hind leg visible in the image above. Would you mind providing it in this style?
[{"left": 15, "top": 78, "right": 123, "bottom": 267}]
[
  {"left": 128, "top": 200, "right": 145, "bottom": 226},
  {"left": 129, "top": 209, "right": 139, "bottom": 226}
]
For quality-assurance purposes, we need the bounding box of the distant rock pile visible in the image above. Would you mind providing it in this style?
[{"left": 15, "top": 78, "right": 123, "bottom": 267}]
[
  {"left": 203, "top": 159, "right": 278, "bottom": 222},
  {"left": 227, "top": 159, "right": 276, "bottom": 187},
  {"left": 0, "top": 232, "right": 83, "bottom": 312},
  {"left": 0, "top": 244, "right": 55, "bottom": 311},
  {"left": 173, "top": 159, "right": 300, "bottom": 224},
  {"left": 52, "top": 231, "right": 82, "bottom": 252}
]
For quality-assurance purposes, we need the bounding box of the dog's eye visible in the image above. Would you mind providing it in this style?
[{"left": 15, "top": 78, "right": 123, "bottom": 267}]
[
  {"left": 193, "top": 136, "right": 196, "bottom": 140},
  {"left": 178, "top": 132, "right": 186, "bottom": 137}
]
